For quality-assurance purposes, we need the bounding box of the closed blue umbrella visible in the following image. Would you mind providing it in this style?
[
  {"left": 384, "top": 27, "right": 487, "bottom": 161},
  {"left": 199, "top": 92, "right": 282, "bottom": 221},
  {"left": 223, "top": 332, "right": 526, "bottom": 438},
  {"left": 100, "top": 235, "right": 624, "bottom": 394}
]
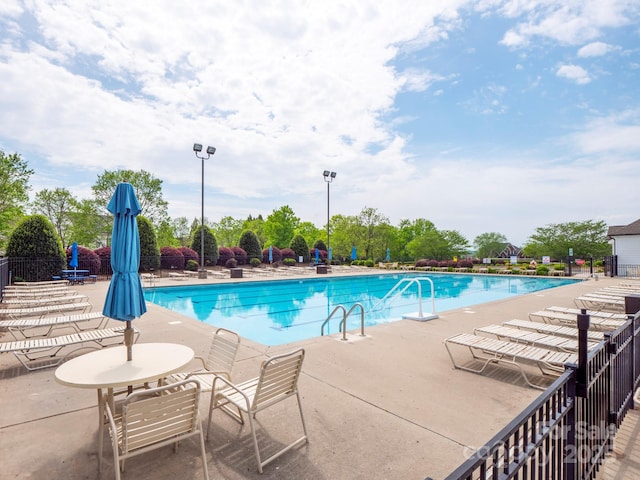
[
  {"left": 386, "top": 247, "right": 390, "bottom": 262},
  {"left": 102, "top": 183, "right": 147, "bottom": 361},
  {"left": 328, "top": 247, "right": 332, "bottom": 261},
  {"left": 70, "top": 242, "right": 79, "bottom": 273},
  {"left": 269, "top": 245, "right": 273, "bottom": 263},
  {"left": 351, "top": 246, "right": 357, "bottom": 261},
  {"left": 315, "top": 248, "right": 320, "bottom": 264}
]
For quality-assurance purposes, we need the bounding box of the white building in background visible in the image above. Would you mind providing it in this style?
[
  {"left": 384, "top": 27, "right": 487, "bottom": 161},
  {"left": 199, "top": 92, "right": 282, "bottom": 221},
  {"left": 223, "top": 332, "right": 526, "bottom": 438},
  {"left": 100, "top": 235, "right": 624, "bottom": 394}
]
[{"left": 607, "top": 219, "right": 640, "bottom": 277}]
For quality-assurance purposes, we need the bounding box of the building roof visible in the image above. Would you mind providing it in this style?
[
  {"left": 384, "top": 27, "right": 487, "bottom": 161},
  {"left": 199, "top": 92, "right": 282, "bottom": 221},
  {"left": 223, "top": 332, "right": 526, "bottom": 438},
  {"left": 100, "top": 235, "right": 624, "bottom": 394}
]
[{"left": 608, "top": 218, "right": 640, "bottom": 237}]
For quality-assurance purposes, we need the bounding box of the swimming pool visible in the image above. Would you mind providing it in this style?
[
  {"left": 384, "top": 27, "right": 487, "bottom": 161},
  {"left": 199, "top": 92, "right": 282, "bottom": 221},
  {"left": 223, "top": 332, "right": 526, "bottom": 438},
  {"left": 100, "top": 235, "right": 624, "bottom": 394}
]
[{"left": 144, "top": 273, "right": 577, "bottom": 346}]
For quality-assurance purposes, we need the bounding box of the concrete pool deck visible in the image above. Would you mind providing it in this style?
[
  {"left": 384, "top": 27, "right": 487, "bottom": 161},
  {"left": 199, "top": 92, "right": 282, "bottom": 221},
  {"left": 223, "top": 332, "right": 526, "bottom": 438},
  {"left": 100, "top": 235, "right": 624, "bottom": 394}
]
[{"left": 1, "top": 271, "right": 638, "bottom": 479}]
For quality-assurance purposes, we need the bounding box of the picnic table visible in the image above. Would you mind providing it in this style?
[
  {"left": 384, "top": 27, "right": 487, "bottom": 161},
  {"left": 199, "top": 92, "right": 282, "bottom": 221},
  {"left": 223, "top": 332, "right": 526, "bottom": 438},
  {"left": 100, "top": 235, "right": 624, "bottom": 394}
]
[{"left": 58, "top": 270, "right": 95, "bottom": 284}]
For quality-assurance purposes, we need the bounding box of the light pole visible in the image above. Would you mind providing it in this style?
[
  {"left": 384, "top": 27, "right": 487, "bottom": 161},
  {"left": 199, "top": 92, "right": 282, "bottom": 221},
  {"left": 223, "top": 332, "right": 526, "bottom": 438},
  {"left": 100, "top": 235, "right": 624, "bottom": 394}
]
[
  {"left": 323, "top": 170, "right": 336, "bottom": 261},
  {"left": 193, "top": 143, "right": 216, "bottom": 279}
]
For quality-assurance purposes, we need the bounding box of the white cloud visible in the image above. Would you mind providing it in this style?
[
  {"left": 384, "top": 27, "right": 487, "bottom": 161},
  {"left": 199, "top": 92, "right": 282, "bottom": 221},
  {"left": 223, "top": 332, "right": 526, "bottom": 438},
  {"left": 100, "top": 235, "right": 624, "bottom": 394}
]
[
  {"left": 556, "top": 64, "right": 591, "bottom": 84},
  {"left": 577, "top": 41, "right": 617, "bottom": 57},
  {"left": 572, "top": 109, "right": 640, "bottom": 154},
  {"left": 498, "top": 1, "right": 637, "bottom": 48}
]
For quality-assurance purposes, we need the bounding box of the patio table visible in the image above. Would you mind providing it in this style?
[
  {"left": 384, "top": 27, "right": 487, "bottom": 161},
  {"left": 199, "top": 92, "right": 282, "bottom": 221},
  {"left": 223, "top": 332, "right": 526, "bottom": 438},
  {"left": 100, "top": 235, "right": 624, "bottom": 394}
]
[{"left": 55, "top": 343, "right": 194, "bottom": 464}]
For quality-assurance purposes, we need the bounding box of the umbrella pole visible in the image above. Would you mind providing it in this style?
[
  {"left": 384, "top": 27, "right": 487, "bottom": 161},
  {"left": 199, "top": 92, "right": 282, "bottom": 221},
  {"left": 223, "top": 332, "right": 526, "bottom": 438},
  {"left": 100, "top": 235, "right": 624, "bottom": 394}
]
[
  {"left": 125, "top": 321, "right": 134, "bottom": 361},
  {"left": 125, "top": 321, "right": 134, "bottom": 394}
]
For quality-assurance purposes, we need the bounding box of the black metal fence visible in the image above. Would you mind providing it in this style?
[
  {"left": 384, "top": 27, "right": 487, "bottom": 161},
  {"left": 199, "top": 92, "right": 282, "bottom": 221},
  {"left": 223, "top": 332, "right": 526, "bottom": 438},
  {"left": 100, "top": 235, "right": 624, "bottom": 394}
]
[
  {"left": 0, "top": 257, "right": 9, "bottom": 294},
  {"left": 442, "top": 301, "right": 640, "bottom": 480}
]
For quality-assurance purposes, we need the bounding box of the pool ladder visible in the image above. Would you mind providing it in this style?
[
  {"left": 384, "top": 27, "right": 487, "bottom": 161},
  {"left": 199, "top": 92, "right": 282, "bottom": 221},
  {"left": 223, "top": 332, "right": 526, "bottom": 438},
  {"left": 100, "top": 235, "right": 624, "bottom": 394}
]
[
  {"left": 321, "top": 303, "right": 366, "bottom": 341},
  {"left": 370, "top": 277, "right": 438, "bottom": 321}
]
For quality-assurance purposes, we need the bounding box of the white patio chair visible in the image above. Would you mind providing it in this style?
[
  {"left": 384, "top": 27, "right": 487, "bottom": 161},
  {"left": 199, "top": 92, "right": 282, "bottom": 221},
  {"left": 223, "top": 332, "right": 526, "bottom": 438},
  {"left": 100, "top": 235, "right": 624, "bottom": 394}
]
[
  {"left": 101, "top": 379, "right": 209, "bottom": 480},
  {"left": 207, "top": 348, "right": 308, "bottom": 473}
]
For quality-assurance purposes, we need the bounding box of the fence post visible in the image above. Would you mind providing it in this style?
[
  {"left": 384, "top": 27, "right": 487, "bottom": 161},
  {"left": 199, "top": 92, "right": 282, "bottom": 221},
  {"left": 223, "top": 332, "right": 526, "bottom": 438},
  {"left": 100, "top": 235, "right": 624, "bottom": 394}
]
[
  {"left": 565, "top": 364, "right": 578, "bottom": 480},
  {"left": 626, "top": 296, "right": 640, "bottom": 407},
  {"left": 576, "top": 309, "right": 590, "bottom": 398}
]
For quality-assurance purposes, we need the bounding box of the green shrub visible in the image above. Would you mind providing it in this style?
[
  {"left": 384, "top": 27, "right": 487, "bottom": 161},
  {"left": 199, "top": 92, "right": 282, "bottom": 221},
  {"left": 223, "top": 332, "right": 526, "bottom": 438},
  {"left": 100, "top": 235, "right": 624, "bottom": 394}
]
[
  {"left": 191, "top": 225, "right": 219, "bottom": 266},
  {"left": 290, "top": 235, "right": 310, "bottom": 263},
  {"left": 250, "top": 257, "right": 261, "bottom": 267},
  {"left": 138, "top": 216, "right": 160, "bottom": 271},
  {"left": 283, "top": 257, "right": 296, "bottom": 266},
  {"left": 536, "top": 265, "right": 549, "bottom": 275},
  {"left": 239, "top": 230, "right": 262, "bottom": 261},
  {"left": 364, "top": 259, "right": 374, "bottom": 267},
  {"left": 185, "top": 259, "right": 199, "bottom": 271},
  {"left": 553, "top": 263, "right": 565, "bottom": 271},
  {"left": 7, "top": 215, "right": 65, "bottom": 282}
]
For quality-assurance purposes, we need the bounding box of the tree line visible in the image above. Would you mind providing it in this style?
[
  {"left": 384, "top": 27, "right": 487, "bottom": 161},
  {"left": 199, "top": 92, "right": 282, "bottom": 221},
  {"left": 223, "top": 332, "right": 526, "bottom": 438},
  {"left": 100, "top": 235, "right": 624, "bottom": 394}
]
[{"left": 0, "top": 150, "right": 612, "bottom": 263}]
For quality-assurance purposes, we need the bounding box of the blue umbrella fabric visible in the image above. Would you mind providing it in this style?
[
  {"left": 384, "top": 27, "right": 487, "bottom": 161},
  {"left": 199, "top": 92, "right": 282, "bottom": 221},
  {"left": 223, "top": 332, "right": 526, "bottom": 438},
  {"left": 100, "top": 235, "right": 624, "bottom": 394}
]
[
  {"left": 269, "top": 245, "right": 273, "bottom": 263},
  {"left": 70, "top": 242, "right": 79, "bottom": 271},
  {"left": 315, "top": 248, "right": 320, "bottom": 264},
  {"left": 386, "top": 247, "right": 390, "bottom": 262},
  {"left": 102, "top": 182, "right": 147, "bottom": 361},
  {"left": 328, "top": 247, "right": 333, "bottom": 261},
  {"left": 351, "top": 246, "right": 357, "bottom": 261}
]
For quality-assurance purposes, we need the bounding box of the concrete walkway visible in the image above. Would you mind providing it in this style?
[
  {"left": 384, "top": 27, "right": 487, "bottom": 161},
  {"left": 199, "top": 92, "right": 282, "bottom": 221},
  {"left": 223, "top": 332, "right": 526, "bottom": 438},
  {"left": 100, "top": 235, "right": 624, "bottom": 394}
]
[{"left": 0, "top": 271, "right": 637, "bottom": 479}]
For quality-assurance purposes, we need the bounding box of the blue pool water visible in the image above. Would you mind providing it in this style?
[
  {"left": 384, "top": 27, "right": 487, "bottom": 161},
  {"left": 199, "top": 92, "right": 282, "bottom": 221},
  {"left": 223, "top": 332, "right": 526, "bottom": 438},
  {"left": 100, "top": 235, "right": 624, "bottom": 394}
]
[{"left": 144, "top": 273, "right": 577, "bottom": 346}]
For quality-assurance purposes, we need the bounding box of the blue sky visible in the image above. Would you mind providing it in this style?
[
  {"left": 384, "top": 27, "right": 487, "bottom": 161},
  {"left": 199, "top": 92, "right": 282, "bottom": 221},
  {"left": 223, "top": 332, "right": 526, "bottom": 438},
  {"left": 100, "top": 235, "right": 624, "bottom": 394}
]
[{"left": 1, "top": 1, "right": 639, "bottom": 247}]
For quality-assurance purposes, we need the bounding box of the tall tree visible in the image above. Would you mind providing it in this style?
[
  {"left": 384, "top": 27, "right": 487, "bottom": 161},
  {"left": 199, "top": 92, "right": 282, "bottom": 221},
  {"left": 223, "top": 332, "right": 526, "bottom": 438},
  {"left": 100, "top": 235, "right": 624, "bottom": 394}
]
[
  {"left": 156, "top": 220, "right": 180, "bottom": 248},
  {"left": 67, "top": 199, "right": 110, "bottom": 249},
  {"left": 406, "top": 229, "right": 449, "bottom": 260},
  {"left": 474, "top": 232, "right": 508, "bottom": 259},
  {"left": 329, "top": 214, "right": 360, "bottom": 261},
  {"left": 138, "top": 216, "right": 161, "bottom": 271},
  {"left": 356, "top": 207, "right": 389, "bottom": 260},
  {"left": 396, "top": 218, "right": 437, "bottom": 261},
  {"left": 523, "top": 220, "right": 610, "bottom": 260},
  {"left": 263, "top": 206, "right": 299, "bottom": 248},
  {"left": 171, "top": 216, "right": 191, "bottom": 246},
  {"left": 242, "top": 215, "right": 265, "bottom": 247},
  {"left": 0, "top": 150, "right": 33, "bottom": 250},
  {"left": 92, "top": 170, "right": 169, "bottom": 226},
  {"left": 295, "top": 221, "right": 322, "bottom": 254},
  {"left": 441, "top": 230, "right": 471, "bottom": 259},
  {"left": 31, "top": 187, "right": 78, "bottom": 246},
  {"left": 213, "top": 216, "right": 244, "bottom": 247}
]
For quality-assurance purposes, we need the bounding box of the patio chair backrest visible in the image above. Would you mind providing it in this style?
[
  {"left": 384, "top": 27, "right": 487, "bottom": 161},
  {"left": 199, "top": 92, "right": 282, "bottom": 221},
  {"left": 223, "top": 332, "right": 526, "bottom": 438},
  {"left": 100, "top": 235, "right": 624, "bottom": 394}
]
[
  {"left": 121, "top": 380, "right": 200, "bottom": 453},
  {"left": 252, "top": 348, "right": 305, "bottom": 412},
  {"left": 204, "top": 327, "right": 240, "bottom": 376}
]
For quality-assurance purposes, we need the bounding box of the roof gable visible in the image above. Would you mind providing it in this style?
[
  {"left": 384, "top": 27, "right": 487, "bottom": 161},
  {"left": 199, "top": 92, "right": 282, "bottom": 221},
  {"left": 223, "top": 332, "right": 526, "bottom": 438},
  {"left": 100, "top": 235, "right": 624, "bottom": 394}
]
[{"left": 608, "top": 218, "right": 640, "bottom": 236}]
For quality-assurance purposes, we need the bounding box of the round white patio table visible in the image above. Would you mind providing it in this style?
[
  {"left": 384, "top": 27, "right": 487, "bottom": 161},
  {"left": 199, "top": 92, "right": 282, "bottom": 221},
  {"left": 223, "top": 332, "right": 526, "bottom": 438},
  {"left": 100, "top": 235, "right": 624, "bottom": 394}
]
[
  {"left": 55, "top": 342, "right": 194, "bottom": 390},
  {"left": 55, "top": 343, "right": 194, "bottom": 467}
]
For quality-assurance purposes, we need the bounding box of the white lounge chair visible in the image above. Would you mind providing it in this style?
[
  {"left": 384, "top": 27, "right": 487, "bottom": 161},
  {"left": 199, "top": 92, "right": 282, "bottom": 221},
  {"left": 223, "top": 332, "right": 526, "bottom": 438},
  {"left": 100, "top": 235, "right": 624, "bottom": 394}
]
[
  {"left": 444, "top": 333, "right": 577, "bottom": 390},
  {"left": 474, "top": 324, "right": 599, "bottom": 352},
  {"left": 543, "top": 306, "right": 627, "bottom": 320},
  {"left": 102, "top": 379, "right": 209, "bottom": 480},
  {"left": 573, "top": 295, "right": 625, "bottom": 312},
  {"left": 207, "top": 348, "right": 308, "bottom": 473},
  {"left": 0, "top": 302, "right": 92, "bottom": 319},
  {"left": 0, "top": 311, "right": 109, "bottom": 339},
  {"left": 528, "top": 309, "right": 627, "bottom": 331},
  {"left": 168, "top": 272, "right": 189, "bottom": 280},
  {"left": 502, "top": 319, "right": 605, "bottom": 341},
  {"left": 0, "top": 326, "right": 140, "bottom": 371},
  {"left": 1, "top": 286, "right": 73, "bottom": 298},
  {"left": 1, "top": 294, "right": 89, "bottom": 307},
  {"left": 12, "top": 280, "right": 69, "bottom": 287}
]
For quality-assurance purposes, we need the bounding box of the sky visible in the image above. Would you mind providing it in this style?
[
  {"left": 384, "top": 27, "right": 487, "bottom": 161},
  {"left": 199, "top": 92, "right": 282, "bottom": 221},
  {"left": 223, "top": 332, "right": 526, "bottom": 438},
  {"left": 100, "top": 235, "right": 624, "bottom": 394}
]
[{"left": 1, "top": 1, "right": 639, "bottom": 247}]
